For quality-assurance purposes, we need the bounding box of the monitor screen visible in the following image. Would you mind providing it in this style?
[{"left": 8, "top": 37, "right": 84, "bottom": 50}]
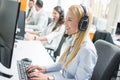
[
  {"left": 115, "top": 22, "right": 120, "bottom": 35},
  {"left": 16, "top": 10, "right": 26, "bottom": 39},
  {"left": 0, "top": 0, "right": 20, "bottom": 69}
]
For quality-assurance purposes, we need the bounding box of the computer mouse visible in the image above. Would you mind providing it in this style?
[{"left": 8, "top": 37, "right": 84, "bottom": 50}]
[
  {"left": 117, "top": 38, "right": 120, "bottom": 41},
  {"left": 21, "top": 58, "right": 32, "bottom": 62}
]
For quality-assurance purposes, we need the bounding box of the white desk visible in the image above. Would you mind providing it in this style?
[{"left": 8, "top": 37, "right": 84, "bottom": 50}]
[
  {"left": 0, "top": 40, "right": 54, "bottom": 80},
  {"left": 112, "top": 35, "right": 120, "bottom": 47}
]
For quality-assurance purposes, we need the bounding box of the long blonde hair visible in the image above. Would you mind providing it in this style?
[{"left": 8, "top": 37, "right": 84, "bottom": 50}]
[{"left": 59, "top": 5, "right": 92, "bottom": 68}]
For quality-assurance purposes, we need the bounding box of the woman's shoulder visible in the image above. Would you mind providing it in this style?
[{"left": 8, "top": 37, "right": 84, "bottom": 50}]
[{"left": 78, "top": 38, "right": 97, "bottom": 57}]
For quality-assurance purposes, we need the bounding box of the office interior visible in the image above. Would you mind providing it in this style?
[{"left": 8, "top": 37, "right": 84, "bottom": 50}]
[
  {"left": 0, "top": 0, "right": 120, "bottom": 80},
  {"left": 17, "top": 0, "right": 120, "bottom": 32},
  {"left": 26, "top": 0, "right": 120, "bottom": 33},
  {"left": 22, "top": 0, "right": 120, "bottom": 56},
  {"left": 16, "top": 0, "right": 120, "bottom": 42},
  {"left": 24, "top": 0, "right": 120, "bottom": 41}
]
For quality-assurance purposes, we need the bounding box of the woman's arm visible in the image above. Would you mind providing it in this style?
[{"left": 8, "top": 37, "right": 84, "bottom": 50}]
[
  {"left": 36, "top": 36, "right": 48, "bottom": 41},
  {"left": 25, "top": 30, "right": 40, "bottom": 35}
]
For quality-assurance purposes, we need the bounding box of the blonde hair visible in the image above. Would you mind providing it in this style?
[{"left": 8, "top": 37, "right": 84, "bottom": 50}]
[{"left": 59, "top": 5, "right": 92, "bottom": 68}]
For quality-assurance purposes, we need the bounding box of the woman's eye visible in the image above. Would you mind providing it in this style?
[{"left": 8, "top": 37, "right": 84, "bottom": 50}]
[{"left": 66, "top": 18, "right": 72, "bottom": 21}]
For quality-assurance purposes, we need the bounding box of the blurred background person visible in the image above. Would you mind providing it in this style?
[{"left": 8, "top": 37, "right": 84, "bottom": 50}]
[
  {"left": 26, "top": 0, "right": 36, "bottom": 21},
  {"left": 25, "top": 0, "right": 48, "bottom": 35},
  {"left": 25, "top": 6, "right": 65, "bottom": 59}
]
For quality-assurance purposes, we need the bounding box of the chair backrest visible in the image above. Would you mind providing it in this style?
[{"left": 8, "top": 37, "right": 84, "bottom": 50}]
[
  {"left": 91, "top": 40, "right": 120, "bottom": 80},
  {"left": 92, "top": 30, "right": 114, "bottom": 44},
  {"left": 47, "top": 17, "right": 52, "bottom": 26},
  {"left": 54, "top": 35, "right": 66, "bottom": 58},
  {"left": 46, "top": 34, "right": 66, "bottom": 62}
]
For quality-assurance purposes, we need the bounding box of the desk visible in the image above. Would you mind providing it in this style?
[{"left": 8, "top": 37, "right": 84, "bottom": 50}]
[
  {"left": 112, "top": 35, "right": 120, "bottom": 47},
  {"left": 0, "top": 40, "right": 54, "bottom": 80}
]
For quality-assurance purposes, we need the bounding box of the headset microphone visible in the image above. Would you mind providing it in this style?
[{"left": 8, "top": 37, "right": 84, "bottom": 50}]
[
  {"left": 64, "top": 31, "right": 79, "bottom": 37},
  {"left": 64, "top": 34, "right": 68, "bottom": 37}
]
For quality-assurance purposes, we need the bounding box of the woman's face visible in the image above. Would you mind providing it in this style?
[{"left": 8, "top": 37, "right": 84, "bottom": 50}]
[
  {"left": 65, "top": 10, "right": 78, "bottom": 35},
  {"left": 52, "top": 10, "right": 60, "bottom": 21}
]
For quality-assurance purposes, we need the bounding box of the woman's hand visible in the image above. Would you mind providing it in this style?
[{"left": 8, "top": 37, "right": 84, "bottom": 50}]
[
  {"left": 24, "top": 33, "right": 35, "bottom": 40},
  {"left": 28, "top": 71, "right": 49, "bottom": 80},
  {"left": 26, "top": 65, "right": 46, "bottom": 73},
  {"left": 24, "top": 33, "right": 39, "bottom": 41}
]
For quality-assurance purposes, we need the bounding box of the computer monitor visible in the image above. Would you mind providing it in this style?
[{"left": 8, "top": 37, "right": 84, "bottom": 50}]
[
  {"left": 115, "top": 22, "right": 120, "bottom": 35},
  {"left": 0, "top": 0, "right": 20, "bottom": 78},
  {"left": 16, "top": 10, "right": 26, "bottom": 40}
]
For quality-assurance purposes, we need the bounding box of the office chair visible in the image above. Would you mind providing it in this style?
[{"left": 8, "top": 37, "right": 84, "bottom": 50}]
[
  {"left": 91, "top": 40, "right": 120, "bottom": 80},
  {"left": 46, "top": 35, "right": 66, "bottom": 62},
  {"left": 92, "top": 30, "right": 114, "bottom": 44},
  {"left": 47, "top": 17, "right": 52, "bottom": 26}
]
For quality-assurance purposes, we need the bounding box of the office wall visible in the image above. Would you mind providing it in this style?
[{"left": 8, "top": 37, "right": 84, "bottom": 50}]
[
  {"left": 60, "top": 0, "right": 80, "bottom": 15},
  {"left": 106, "top": 0, "right": 120, "bottom": 33},
  {"left": 20, "top": 0, "right": 27, "bottom": 11}
]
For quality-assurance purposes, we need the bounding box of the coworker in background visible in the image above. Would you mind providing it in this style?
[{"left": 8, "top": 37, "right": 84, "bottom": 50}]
[
  {"left": 26, "top": 0, "right": 36, "bottom": 20},
  {"left": 25, "top": 0, "right": 48, "bottom": 34},
  {"left": 25, "top": 6, "right": 65, "bottom": 54},
  {"left": 26, "top": 5, "right": 98, "bottom": 80}
]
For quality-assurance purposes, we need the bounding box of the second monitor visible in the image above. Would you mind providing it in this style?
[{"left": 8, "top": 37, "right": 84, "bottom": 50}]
[
  {"left": 16, "top": 10, "right": 26, "bottom": 40},
  {"left": 115, "top": 22, "right": 120, "bottom": 35}
]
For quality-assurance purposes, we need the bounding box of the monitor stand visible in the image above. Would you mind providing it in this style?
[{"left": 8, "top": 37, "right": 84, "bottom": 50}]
[{"left": 0, "top": 71, "right": 13, "bottom": 78}]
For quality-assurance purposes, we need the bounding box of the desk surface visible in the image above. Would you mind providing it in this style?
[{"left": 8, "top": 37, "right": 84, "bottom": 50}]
[
  {"left": 112, "top": 35, "right": 120, "bottom": 47},
  {"left": 0, "top": 40, "right": 54, "bottom": 80}
]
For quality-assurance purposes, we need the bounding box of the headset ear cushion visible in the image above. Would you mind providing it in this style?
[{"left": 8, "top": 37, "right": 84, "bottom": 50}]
[
  {"left": 59, "top": 14, "right": 63, "bottom": 21},
  {"left": 78, "top": 16, "right": 88, "bottom": 31},
  {"left": 59, "top": 10, "right": 64, "bottom": 21}
]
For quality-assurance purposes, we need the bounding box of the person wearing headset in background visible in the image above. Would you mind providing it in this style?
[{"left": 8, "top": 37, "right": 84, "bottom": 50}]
[
  {"left": 26, "top": 5, "right": 98, "bottom": 80},
  {"left": 25, "top": 0, "right": 48, "bottom": 34},
  {"left": 25, "top": 6, "right": 65, "bottom": 58},
  {"left": 26, "top": 0, "right": 36, "bottom": 21}
]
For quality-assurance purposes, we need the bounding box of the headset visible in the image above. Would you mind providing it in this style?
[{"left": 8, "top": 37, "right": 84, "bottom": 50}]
[
  {"left": 53, "top": 6, "right": 64, "bottom": 21},
  {"left": 64, "top": 5, "right": 88, "bottom": 37},
  {"left": 57, "top": 6, "right": 64, "bottom": 21},
  {"left": 59, "top": 9, "right": 64, "bottom": 21},
  {"left": 78, "top": 5, "right": 89, "bottom": 31}
]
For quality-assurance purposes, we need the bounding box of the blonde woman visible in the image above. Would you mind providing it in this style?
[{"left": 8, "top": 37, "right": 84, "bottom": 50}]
[{"left": 26, "top": 5, "right": 98, "bottom": 80}]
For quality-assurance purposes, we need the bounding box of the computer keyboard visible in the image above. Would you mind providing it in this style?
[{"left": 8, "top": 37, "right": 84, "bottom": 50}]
[{"left": 17, "top": 60, "right": 32, "bottom": 80}]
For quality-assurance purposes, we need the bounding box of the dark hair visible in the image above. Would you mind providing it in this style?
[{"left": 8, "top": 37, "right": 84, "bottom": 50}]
[
  {"left": 52, "top": 6, "right": 64, "bottom": 31},
  {"left": 29, "top": 0, "right": 34, "bottom": 2},
  {"left": 36, "top": 0, "right": 43, "bottom": 8}
]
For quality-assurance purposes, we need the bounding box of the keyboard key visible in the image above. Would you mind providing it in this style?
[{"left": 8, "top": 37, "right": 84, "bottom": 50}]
[{"left": 17, "top": 60, "right": 32, "bottom": 80}]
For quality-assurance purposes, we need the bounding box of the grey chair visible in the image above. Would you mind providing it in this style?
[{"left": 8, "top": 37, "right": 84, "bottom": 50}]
[
  {"left": 92, "top": 30, "right": 114, "bottom": 44},
  {"left": 46, "top": 35, "right": 66, "bottom": 62},
  {"left": 91, "top": 40, "right": 120, "bottom": 80}
]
